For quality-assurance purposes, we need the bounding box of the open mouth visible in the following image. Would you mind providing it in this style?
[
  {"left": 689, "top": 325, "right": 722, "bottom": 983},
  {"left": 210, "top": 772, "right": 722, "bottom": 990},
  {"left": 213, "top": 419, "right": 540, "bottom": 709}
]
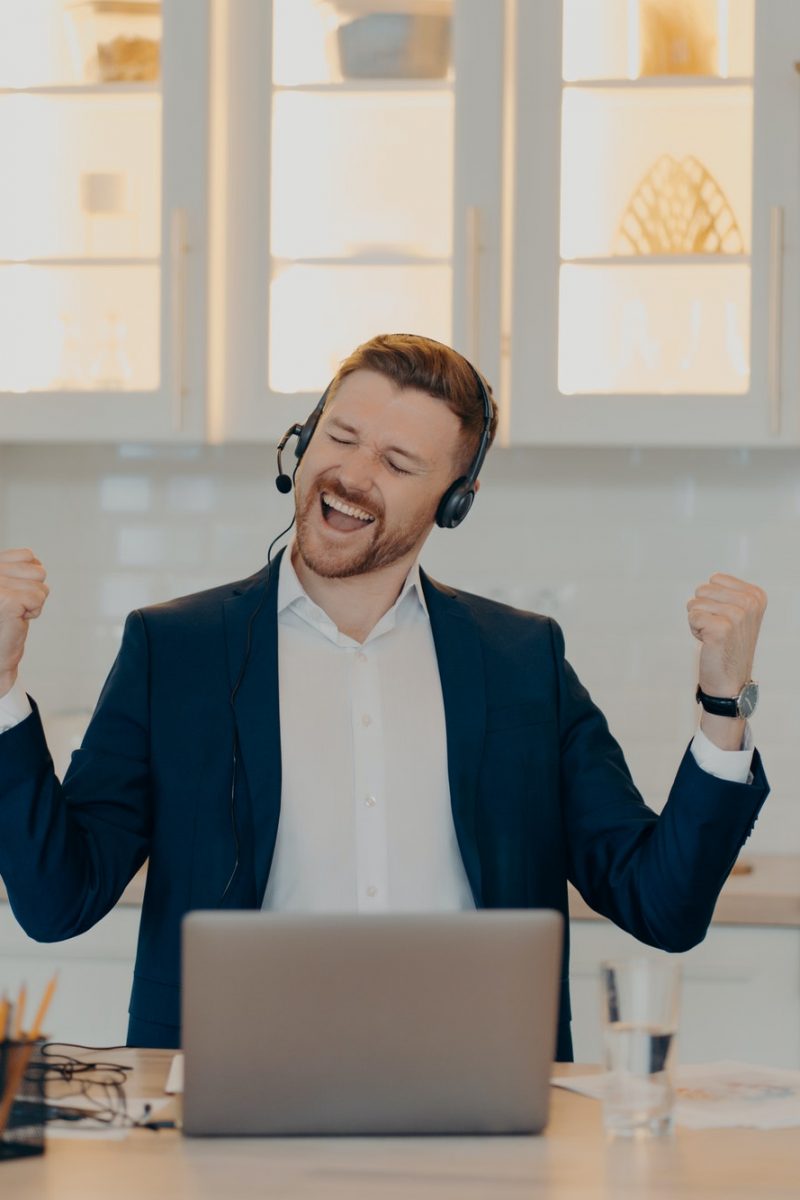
[{"left": 320, "top": 491, "right": 376, "bottom": 533}]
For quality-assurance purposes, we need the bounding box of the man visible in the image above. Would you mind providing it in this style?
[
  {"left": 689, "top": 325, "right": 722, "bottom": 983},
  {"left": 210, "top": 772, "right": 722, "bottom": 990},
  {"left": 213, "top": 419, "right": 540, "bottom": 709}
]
[{"left": 0, "top": 334, "right": 768, "bottom": 1059}]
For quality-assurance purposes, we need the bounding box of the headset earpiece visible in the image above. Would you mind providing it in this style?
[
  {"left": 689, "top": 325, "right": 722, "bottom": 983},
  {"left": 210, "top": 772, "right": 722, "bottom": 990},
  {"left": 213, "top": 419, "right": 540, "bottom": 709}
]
[
  {"left": 434, "top": 365, "right": 492, "bottom": 529},
  {"left": 294, "top": 395, "right": 326, "bottom": 462},
  {"left": 435, "top": 481, "right": 476, "bottom": 530}
]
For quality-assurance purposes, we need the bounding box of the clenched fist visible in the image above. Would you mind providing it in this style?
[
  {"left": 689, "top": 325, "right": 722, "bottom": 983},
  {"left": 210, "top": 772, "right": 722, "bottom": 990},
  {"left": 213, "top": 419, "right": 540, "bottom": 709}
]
[
  {"left": 687, "top": 573, "right": 767, "bottom": 749},
  {"left": 0, "top": 548, "right": 50, "bottom": 695}
]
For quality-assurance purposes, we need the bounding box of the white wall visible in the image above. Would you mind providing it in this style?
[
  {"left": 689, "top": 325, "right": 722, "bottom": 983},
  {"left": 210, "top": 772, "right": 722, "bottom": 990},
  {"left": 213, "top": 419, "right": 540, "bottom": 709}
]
[{"left": 1, "top": 441, "right": 797, "bottom": 852}]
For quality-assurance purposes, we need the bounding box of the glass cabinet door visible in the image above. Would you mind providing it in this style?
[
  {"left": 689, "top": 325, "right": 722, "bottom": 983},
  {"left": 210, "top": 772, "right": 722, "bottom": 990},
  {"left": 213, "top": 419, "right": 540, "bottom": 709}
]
[
  {"left": 0, "top": 0, "right": 209, "bottom": 441},
  {"left": 213, "top": 0, "right": 504, "bottom": 441},
  {"left": 508, "top": 0, "right": 800, "bottom": 445}
]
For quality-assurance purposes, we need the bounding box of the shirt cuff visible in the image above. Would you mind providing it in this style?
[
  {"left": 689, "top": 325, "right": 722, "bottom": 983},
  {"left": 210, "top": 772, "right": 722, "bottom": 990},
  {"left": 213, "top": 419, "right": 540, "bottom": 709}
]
[
  {"left": 690, "top": 723, "right": 754, "bottom": 786},
  {"left": 0, "top": 678, "right": 33, "bottom": 734}
]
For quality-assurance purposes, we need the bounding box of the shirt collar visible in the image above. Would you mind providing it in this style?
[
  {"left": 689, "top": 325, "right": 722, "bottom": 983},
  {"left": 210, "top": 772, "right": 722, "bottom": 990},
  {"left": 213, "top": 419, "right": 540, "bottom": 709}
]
[{"left": 278, "top": 539, "right": 428, "bottom": 643}]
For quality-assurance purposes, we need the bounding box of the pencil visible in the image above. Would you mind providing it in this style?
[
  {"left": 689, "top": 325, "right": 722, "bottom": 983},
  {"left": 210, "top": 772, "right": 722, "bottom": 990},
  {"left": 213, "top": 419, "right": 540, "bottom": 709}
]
[
  {"left": 0, "top": 1042, "right": 35, "bottom": 1134},
  {"left": 10, "top": 984, "right": 26, "bottom": 1041},
  {"left": 28, "top": 973, "right": 58, "bottom": 1041}
]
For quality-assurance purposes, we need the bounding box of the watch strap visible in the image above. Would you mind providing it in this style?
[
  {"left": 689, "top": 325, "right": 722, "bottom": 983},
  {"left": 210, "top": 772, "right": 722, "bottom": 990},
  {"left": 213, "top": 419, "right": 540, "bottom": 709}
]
[{"left": 695, "top": 685, "right": 740, "bottom": 718}]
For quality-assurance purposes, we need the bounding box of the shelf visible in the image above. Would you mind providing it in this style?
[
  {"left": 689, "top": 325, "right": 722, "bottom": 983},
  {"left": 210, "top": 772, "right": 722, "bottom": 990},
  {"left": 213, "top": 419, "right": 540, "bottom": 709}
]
[
  {"left": 562, "top": 76, "right": 752, "bottom": 89},
  {"left": 563, "top": 255, "right": 751, "bottom": 267},
  {"left": 0, "top": 83, "right": 160, "bottom": 96},
  {"left": 272, "top": 254, "right": 451, "bottom": 268},
  {"left": 0, "top": 388, "right": 156, "bottom": 400},
  {"left": 0, "top": 258, "right": 160, "bottom": 268},
  {"left": 273, "top": 79, "right": 452, "bottom": 94}
]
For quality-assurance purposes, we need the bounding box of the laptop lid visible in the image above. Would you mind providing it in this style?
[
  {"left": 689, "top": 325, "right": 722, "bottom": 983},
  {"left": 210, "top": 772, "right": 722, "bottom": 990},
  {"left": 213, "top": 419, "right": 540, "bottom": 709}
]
[{"left": 181, "top": 910, "right": 563, "bottom": 1136}]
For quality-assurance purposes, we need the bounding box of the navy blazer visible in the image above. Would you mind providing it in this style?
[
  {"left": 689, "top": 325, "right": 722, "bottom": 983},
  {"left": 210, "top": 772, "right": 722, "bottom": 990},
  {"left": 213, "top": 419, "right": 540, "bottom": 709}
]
[{"left": 0, "top": 551, "right": 769, "bottom": 1059}]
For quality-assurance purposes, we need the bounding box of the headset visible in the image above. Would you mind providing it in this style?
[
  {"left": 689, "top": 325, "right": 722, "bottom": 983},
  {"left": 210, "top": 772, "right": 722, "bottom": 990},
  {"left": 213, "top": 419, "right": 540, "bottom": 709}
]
[{"left": 274, "top": 348, "right": 494, "bottom": 529}]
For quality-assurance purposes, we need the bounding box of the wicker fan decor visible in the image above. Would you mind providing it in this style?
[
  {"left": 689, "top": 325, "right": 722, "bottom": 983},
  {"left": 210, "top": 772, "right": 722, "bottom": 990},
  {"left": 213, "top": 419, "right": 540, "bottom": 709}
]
[{"left": 615, "top": 154, "right": 744, "bottom": 255}]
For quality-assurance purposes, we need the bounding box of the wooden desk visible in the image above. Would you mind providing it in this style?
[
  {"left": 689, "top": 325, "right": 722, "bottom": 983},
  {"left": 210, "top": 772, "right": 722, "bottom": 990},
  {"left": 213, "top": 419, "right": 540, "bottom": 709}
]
[{"left": 3, "top": 1051, "right": 799, "bottom": 1199}]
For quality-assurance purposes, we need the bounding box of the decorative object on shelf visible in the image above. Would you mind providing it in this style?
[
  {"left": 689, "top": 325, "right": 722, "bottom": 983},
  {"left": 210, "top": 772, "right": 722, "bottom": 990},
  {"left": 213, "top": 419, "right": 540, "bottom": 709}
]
[
  {"left": 639, "top": 0, "right": 718, "bottom": 77},
  {"left": 97, "top": 33, "right": 159, "bottom": 82},
  {"left": 615, "top": 154, "right": 744, "bottom": 255},
  {"left": 89, "top": 313, "right": 133, "bottom": 389},
  {"left": 336, "top": 7, "right": 451, "bottom": 79},
  {"left": 55, "top": 313, "right": 85, "bottom": 389},
  {"left": 65, "top": 0, "right": 161, "bottom": 84},
  {"left": 80, "top": 171, "right": 136, "bottom": 255}
]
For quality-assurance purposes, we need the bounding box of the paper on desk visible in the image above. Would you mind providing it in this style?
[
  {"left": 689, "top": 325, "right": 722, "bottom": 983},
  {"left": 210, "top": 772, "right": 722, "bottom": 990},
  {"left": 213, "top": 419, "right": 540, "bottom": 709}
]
[
  {"left": 165, "top": 1052, "right": 183, "bottom": 1094},
  {"left": 553, "top": 1061, "right": 800, "bottom": 1129},
  {"left": 45, "top": 1094, "right": 172, "bottom": 1139}
]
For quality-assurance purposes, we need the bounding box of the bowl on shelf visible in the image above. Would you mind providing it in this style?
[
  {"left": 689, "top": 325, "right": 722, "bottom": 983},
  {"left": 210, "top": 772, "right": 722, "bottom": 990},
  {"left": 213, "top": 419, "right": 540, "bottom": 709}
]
[
  {"left": 336, "top": 12, "right": 451, "bottom": 80},
  {"left": 65, "top": 0, "right": 161, "bottom": 84}
]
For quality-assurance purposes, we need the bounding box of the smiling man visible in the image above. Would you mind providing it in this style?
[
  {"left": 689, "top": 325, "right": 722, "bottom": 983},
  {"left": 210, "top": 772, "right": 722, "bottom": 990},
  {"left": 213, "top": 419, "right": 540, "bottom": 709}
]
[
  {"left": 0, "top": 333, "right": 769, "bottom": 1057},
  {"left": 292, "top": 364, "right": 471, "bottom": 638}
]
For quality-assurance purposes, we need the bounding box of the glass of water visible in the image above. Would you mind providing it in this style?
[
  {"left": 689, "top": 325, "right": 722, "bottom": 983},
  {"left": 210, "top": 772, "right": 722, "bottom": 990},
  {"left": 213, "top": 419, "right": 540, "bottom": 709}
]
[{"left": 599, "top": 957, "right": 682, "bottom": 1138}]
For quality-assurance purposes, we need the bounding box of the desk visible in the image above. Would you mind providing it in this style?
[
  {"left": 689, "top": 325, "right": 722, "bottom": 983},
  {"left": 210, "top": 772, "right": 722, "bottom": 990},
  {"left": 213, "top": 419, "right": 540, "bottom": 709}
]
[{"left": 3, "top": 1051, "right": 799, "bottom": 1199}]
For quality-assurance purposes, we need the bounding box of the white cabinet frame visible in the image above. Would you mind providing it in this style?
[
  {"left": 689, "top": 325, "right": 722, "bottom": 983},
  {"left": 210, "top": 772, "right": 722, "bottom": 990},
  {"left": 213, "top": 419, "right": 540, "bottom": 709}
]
[
  {"left": 506, "top": 0, "right": 800, "bottom": 447},
  {"left": 0, "top": 0, "right": 211, "bottom": 443},
  {"left": 212, "top": 0, "right": 505, "bottom": 444}
]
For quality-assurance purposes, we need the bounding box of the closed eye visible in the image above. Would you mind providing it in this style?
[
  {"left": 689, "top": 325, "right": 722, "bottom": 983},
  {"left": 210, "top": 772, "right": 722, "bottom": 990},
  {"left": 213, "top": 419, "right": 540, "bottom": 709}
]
[
  {"left": 386, "top": 459, "right": 412, "bottom": 476},
  {"left": 328, "top": 434, "right": 354, "bottom": 446}
]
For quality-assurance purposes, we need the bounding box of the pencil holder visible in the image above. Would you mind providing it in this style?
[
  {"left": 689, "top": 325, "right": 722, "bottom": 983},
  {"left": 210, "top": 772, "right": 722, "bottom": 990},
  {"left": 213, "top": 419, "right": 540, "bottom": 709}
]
[{"left": 0, "top": 1039, "right": 46, "bottom": 1160}]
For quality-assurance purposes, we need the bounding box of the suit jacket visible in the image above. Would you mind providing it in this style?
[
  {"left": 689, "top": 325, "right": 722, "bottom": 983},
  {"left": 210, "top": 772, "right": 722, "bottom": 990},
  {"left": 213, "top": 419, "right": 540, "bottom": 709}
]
[{"left": 0, "top": 551, "right": 769, "bottom": 1059}]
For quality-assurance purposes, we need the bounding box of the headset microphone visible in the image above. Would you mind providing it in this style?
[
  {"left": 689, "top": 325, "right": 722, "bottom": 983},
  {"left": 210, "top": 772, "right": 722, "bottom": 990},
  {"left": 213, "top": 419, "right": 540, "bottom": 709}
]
[{"left": 275, "top": 423, "right": 302, "bottom": 494}]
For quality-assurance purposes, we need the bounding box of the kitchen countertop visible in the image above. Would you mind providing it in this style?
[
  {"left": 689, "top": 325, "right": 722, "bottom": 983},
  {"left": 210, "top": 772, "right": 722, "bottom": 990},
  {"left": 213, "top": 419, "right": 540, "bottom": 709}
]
[
  {"left": 568, "top": 854, "right": 800, "bottom": 928},
  {"left": 4, "top": 854, "right": 796, "bottom": 928}
]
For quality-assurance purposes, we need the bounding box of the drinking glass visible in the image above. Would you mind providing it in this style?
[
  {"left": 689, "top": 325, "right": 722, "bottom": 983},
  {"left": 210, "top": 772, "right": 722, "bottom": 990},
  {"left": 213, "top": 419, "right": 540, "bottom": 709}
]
[{"left": 600, "top": 957, "right": 682, "bottom": 1137}]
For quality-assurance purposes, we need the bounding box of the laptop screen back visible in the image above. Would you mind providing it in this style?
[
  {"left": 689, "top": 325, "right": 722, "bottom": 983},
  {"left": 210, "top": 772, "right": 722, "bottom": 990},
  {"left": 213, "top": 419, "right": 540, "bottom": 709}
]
[{"left": 181, "top": 910, "right": 563, "bottom": 1136}]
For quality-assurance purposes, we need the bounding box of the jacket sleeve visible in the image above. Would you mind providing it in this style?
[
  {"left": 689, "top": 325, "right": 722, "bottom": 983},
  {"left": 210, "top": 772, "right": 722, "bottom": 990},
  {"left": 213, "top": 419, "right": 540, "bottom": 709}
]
[
  {"left": 0, "top": 610, "right": 152, "bottom": 941},
  {"left": 551, "top": 619, "right": 770, "bottom": 952}
]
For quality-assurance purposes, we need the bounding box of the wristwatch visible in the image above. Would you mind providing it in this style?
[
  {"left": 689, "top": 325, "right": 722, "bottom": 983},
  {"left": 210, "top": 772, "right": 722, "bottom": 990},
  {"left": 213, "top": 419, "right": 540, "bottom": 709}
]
[{"left": 695, "top": 680, "right": 759, "bottom": 719}]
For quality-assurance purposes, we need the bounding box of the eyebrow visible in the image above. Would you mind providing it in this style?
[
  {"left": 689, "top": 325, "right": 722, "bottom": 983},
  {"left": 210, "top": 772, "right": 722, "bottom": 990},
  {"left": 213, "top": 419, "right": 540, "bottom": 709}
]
[{"left": 327, "top": 417, "right": 429, "bottom": 469}]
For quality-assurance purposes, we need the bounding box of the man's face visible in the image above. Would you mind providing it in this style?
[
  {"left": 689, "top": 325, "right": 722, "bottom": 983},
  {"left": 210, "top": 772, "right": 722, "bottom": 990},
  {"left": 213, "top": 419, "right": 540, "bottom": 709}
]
[{"left": 293, "top": 369, "right": 465, "bottom": 580}]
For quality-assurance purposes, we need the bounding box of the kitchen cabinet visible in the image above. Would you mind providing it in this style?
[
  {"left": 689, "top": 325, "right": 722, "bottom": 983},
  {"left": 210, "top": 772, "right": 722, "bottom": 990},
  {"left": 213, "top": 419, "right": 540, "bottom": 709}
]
[
  {"left": 3, "top": 859, "right": 798, "bottom": 1058},
  {"left": 212, "top": 0, "right": 504, "bottom": 442},
  {"left": 569, "top": 917, "right": 800, "bottom": 1069},
  {"left": 507, "top": 0, "right": 800, "bottom": 445},
  {"left": 569, "top": 857, "right": 800, "bottom": 1069},
  {"left": 3, "top": 1, "right": 799, "bottom": 447},
  {"left": 0, "top": 897, "right": 138, "bottom": 1046},
  {"left": 0, "top": 0, "right": 210, "bottom": 442}
]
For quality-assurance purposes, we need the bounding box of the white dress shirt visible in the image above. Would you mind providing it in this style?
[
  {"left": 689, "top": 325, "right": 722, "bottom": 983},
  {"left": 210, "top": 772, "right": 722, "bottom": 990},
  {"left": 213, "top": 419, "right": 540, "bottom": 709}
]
[
  {"left": 263, "top": 547, "right": 475, "bottom": 913},
  {"left": 0, "top": 556, "right": 755, "bottom": 912}
]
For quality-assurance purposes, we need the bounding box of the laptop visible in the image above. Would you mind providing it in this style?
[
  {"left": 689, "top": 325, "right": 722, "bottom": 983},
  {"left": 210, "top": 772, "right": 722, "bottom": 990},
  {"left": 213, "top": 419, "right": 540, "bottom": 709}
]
[{"left": 181, "top": 909, "right": 563, "bottom": 1136}]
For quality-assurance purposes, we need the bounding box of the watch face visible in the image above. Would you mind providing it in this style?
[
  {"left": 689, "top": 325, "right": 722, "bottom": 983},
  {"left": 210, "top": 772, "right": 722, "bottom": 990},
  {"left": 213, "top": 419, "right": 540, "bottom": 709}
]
[{"left": 738, "top": 681, "right": 759, "bottom": 719}]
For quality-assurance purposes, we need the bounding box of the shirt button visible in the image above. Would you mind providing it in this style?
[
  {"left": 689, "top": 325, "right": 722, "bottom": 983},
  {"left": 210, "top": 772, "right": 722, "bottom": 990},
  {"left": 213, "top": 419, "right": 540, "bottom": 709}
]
[
  {"left": 357, "top": 651, "right": 368, "bottom": 663},
  {"left": 365, "top": 794, "right": 377, "bottom": 808},
  {"left": 366, "top": 885, "right": 378, "bottom": 898},
  {"left": 361, "top": 713, "right": 371, "bottom": 727}
]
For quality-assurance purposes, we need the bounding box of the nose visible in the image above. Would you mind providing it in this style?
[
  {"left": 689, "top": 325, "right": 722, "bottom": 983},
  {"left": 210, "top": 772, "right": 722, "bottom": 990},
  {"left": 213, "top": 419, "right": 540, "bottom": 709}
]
[{"left": 336, "top": 445, "right": 376, "bottom": 496}]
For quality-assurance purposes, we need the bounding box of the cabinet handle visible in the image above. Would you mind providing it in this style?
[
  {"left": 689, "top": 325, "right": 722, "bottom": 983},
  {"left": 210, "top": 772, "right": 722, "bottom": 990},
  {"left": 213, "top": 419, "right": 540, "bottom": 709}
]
[
  {"left": 768, "top": 205, "right": 784, "bottom": 436},
  {"left": 170, "top": 208, "right": 189, "bottom": 431},
  {"left": 465, "top": 205, "right": 481, "bottom": 363}
]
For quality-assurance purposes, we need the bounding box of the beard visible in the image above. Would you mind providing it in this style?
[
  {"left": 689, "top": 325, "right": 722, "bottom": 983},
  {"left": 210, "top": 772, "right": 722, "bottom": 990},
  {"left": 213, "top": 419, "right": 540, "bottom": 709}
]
[{"left": 295, "top": 477, "right": 433, "bottom": 580}]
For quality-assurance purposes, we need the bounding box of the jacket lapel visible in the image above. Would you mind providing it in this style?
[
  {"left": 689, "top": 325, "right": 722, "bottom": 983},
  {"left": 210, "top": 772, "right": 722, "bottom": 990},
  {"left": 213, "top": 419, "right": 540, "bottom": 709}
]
[
  {"left": 421, "top": 571, "right": 486, "bottom": 906},
  {"left": 223, "top": 549, "right": 284, "bottom": 904}
]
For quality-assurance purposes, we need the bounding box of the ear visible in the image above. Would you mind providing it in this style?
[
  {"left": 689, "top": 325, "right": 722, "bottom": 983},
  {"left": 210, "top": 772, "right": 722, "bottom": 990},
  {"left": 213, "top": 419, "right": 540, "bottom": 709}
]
[{"left": 473, "top": 479, "right": 481, "bottom": 495}]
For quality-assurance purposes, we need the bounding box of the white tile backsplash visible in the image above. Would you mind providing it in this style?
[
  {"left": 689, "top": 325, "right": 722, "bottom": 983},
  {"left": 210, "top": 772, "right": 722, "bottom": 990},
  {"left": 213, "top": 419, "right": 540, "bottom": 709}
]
[
  {"left": 99, "top": 475, "right": 152, "bottom": 513},
  {"left": 1, "top": 441, "right": 798, "bottom": 850}
]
